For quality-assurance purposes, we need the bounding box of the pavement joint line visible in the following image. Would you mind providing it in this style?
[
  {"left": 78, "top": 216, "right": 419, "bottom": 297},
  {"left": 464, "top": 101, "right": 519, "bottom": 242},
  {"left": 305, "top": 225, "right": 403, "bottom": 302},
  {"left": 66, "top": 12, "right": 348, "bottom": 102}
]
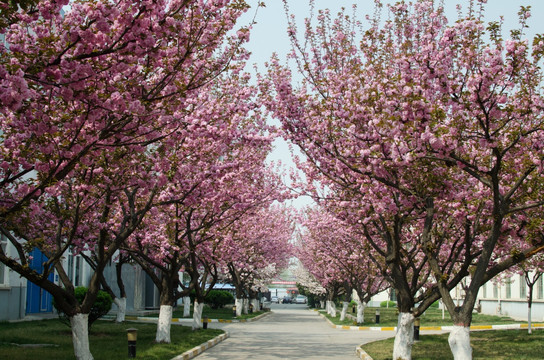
[
  {"left": 314, "top": 310, "right": 544, "bottom": 332},
  {"left": 170, "top": 332, "right": 229, "bottom": 360}
]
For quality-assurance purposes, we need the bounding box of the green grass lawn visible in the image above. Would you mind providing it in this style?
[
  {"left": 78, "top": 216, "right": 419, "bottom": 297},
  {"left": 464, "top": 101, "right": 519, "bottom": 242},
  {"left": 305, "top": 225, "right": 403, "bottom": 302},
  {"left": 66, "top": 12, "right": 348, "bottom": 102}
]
[
  {"left": 362, "top": 329, "right": 544, "bottom": 360},
  {"left": 319, "top": 307, "right": 521, "bottom": 327},
  {"left": 146, "top": 305, "right": 267, "bottom": 321},
  {"left": 0, "top": 319, "right": 223, "bottom": 360}
]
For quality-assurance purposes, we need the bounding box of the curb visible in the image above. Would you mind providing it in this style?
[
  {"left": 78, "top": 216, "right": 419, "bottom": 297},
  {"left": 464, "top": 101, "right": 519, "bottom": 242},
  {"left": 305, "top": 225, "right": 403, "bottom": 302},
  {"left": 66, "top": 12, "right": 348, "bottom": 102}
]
[
  {"left": 315, "top": 311, "right": 544, "bottom": 332},
  {"left": 355, "top": 345, "right": 374, "bottom": 360},
  {"left": 171, "top": 332, "right": 229, "bottom": 360}
]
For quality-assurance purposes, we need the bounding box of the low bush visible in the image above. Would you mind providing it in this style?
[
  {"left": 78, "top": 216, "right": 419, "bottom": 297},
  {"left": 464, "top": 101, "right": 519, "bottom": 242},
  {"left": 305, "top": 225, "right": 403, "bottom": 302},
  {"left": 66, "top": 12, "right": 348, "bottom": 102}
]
[
  {"left": 380, "top": 300, "right": 397, "bottom": 308},
  {"left": 205, "top": 290, "right": 234, "bottom": 309}
]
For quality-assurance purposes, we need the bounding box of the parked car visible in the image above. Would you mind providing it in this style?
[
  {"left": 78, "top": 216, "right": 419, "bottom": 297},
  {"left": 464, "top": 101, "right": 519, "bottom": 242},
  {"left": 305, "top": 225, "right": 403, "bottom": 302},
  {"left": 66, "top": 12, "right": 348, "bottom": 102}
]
[
  {"left": 270, "top": 296, "right": 279, "bottom": 304},
  {"left": 295, "top": 295, "right": 307, "bottom": 304},
  {"left": 282, "top": 296, "right": 292, "bottom": 304}
]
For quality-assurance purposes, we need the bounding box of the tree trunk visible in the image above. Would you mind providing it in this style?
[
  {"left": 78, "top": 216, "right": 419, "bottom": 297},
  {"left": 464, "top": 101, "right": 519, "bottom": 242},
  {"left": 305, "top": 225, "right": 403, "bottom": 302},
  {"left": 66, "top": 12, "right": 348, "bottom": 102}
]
[
  {"left": 235, "top": 298, "right": 243, "bottom": 316},
  {"left": 392, "top": 312, "right": 415, "bottom": 360},
  {"left": 243, "top": 298, "right": 249, "bottom": 314},
  {"left": 330, "top": 301, "right": 337, "bottom": 317},
  {"left": 356, "top": 300, "right": 365, "bottom": 324},
  {"left": 448, "top": 325, "right": 472, "bottom": 360},
  {"left": 113, "top": 297, "right": 126, "bottom": 323},
  {"left": 340, "top": 301, "right": 349, "bottom": 321},
  {"left": 183, "top": 296, "right": 191, "bottom": 318},
  {"left": 70, "top": 313, "right": 93, "bottom": 360},
  {"left": 320, "top": 300, "right": 325, "bottom": 309},
  {"left": 527, "top": 284, "right": 534, "bottom": 335},
  {"left": 156, "top": 305, "right": 173, "bottom": 343},
  {"left": 192, "top": 301, "right": 205, "bottom": 330},
  {"left": 251, "top": 298, "right": 260, "bottom": 313}
]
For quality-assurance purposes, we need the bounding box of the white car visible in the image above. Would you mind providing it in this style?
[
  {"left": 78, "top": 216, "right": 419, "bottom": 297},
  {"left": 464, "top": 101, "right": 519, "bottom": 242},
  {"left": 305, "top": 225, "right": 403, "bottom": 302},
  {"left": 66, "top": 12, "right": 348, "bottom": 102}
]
[
  {"left": 270, "top": 296, "right": 280, "bottom": 303},
  {"left": 295, "top": 295, "right": 307, "bottom": 304}
]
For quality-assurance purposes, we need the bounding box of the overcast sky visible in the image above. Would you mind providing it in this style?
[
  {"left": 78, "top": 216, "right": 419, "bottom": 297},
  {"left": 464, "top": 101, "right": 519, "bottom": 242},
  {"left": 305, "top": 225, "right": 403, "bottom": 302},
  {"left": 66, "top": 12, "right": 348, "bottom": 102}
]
[{"left": 238, "top": 0, "right": 544, "bottom": 208}]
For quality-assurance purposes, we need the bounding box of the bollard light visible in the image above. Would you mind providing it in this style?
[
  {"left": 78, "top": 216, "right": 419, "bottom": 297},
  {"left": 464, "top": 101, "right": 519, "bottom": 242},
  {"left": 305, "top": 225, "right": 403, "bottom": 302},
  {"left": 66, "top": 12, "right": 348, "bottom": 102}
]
[
  {"left": 414, "top": 318, "right": 420, "bottom": 341},
  {"left": 249, "top": 304, "right": 253, "bottom": 314},
  {"left": 375, "top": 309, "right": 380, "bottom": 324},
  {"left": 352, "top": 305, "right": 356, "bottom": 314},
  {"left": 232, "top": 305, "right": 237, "bottom": 317},
  {"left": 127, "top": 328, "right": 138, "bottom": 358},
  {"left": 203, "top": 317, "right": 208, "bottom": 329}
]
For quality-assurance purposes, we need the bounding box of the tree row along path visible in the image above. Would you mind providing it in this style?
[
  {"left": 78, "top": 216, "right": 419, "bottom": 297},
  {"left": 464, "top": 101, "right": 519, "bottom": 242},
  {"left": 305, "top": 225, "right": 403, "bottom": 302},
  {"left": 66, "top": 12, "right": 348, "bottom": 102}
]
[{"left": 194, "top": 304, "right": 396, "bottom": 360}]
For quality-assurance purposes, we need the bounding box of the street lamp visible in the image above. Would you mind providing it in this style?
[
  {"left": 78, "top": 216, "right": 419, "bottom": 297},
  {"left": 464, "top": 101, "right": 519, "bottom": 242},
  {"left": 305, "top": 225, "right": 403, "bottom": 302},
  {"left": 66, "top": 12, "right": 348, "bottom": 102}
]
[{"left": 127, "top": 328, "right": 138, "bottom": 358}]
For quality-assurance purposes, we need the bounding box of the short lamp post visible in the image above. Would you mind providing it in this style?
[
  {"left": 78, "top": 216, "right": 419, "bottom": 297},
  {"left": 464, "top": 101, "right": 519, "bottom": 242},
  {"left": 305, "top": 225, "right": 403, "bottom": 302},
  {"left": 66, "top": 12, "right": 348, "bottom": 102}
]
[
  {"left": 249, "top": 304, "right": 253, "bottom": 314},
  {"left": 127, "top": 328, "right": 138, "bottom": 358},
  {"left": 352, "top": 304, "right": 356, "bottom": 314},
  {"left": 232, "top": 305, "right": 237, "bottom": 317},
  {"left": 203, "top": 317, "right": 208, "bottom": 330},
  {"left": 375, "top": 309, "right": 380, "bottom": 324}
]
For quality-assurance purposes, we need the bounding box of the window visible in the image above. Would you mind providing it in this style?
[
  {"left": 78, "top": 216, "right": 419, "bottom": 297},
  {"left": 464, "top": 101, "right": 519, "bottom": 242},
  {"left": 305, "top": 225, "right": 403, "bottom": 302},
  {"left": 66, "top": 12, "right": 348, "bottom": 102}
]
[
  {"left": 520, "top": 275, "right": 527, "bottom": 299},
  {"left": 67, "top": 254, "right": 74, "bottom": 283},
  {"left": 482, "top": 283, "right": 487, "bottom": 298},
  {"left": 505, "top": 278, "right": 512, "bottom": 299},
  {"left": 0, "top": 233, "right": 7, "bottom": 286},
  {"left": 493, "top": 283, "right": 498, "bottom": 298},
  {"left": 538, "top": 276, "right": 543, "bottom": 300}
]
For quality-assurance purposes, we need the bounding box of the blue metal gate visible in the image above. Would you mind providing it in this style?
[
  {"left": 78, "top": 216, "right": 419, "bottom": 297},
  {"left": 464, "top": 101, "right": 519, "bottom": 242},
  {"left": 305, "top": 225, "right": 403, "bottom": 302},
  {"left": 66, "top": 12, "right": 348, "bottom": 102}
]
[{"left": 26, "top": 248, "right": 54, "bottom": 314}]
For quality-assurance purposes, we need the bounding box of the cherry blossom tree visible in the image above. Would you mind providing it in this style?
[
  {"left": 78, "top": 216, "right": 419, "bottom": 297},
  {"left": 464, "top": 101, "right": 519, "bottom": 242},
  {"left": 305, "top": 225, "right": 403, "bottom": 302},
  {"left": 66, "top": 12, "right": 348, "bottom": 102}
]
[
  {"left": 222, "top": 204, "right": 294, "bottom": 316},
  {"left": 261, "top": 1, "right": 544, "bottom": 359},
  {"left": 0, "top": 0, "right": 257, "bottom": 358}
]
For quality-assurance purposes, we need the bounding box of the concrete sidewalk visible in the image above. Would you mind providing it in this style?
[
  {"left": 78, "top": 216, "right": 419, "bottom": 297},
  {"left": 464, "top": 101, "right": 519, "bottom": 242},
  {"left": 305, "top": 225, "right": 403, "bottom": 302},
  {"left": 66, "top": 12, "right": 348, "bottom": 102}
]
[{"left": 192, "top": 303, "right": 396, "bottom": 359}]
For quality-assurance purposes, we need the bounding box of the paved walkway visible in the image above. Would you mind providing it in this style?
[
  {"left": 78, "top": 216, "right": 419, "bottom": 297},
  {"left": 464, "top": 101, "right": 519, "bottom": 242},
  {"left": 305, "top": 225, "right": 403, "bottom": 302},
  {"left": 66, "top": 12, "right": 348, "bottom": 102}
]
[{"left": 192, "top": 303, "right": 395, "bottom": 359}]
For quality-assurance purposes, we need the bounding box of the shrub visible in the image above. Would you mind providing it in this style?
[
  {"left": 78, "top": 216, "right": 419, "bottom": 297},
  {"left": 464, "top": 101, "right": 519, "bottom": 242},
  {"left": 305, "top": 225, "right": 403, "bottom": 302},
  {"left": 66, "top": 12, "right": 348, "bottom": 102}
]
[
  {"left": 205, "top": 290, "right": 234, "bottom": 309},
  {"left": 380, "top": 300, "right": 397, "bottom": 308},
  {"left": 53, "top": 286, "right": 113, "bottom": 330}
]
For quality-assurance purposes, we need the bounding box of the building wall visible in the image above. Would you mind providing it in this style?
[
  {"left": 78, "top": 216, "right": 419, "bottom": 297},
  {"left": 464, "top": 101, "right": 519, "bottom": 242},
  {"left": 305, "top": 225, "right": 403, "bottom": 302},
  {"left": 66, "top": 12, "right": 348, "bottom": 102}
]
[{"left": 0, "top": 238, "right": 28, "bottom": 321}]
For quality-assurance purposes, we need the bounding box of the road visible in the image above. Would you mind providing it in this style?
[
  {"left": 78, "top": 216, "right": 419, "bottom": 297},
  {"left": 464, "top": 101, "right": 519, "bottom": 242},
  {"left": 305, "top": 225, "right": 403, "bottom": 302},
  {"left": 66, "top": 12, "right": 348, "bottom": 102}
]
[{"left": 193, "top": 303, "right": 396, "bottom": 359}]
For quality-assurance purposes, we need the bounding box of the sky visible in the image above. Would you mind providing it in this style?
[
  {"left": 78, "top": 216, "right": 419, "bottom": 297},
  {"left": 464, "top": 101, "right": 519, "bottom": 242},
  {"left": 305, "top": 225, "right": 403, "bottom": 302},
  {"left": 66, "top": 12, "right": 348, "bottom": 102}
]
[{"left": 237, "top": 0, "right": 544, "bottom": 208}]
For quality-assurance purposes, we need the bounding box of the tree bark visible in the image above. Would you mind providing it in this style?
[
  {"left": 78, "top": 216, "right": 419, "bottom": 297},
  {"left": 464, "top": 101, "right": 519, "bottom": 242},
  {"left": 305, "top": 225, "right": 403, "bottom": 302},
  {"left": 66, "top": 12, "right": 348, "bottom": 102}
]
[
  {"left": 156, "top": 305, "right": 173, "bottom": 343},
  {"left": 392, "top": 312, "right": 415, "bottom": 360},
  {"left": 340, "top": 301, "right": 349, "bottom": 321},
  {"left": 192, "top": 301, "right": 204, "bottom": 330},
  {"left": 448, "top": 326, "right": 472, "bottom": 360},
  {"left": 356, "top": 300, "right": 365, "bottom": 324},
  {"left": 70, "top": 313, "right": 93, "bottom": 360},
  {"left": 235, "top": 298, "right": 243, "bottom": 316},
  {"left": 113, "top": 297, "right": 126, "bottom": 323}
]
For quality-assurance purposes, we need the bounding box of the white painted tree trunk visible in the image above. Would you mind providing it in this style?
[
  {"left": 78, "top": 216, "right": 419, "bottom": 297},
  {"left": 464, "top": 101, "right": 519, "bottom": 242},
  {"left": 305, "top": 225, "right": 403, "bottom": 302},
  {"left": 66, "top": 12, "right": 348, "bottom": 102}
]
[
  {"left": 528, "top": 304, "right": 533, "bottom": 334},
  {"left": 330, "top": 301, "right": 337, "bottom": 317},
  {"left": 392, "top": 312, "right": 415, "bottom": 360},
  {"left": 183, "top": 296, "right": 191, "bottom": 317},
  {"left": 192, "top": 301, "right": 204, "bottom": 330},
  {"left": 448, "top": 325, "right": 472, "bottom": 360},
  {"left": 320, "top": 300, "right": 325, "bottom": 309},
  {"left": 251, "top": 298, "right": 260, "bottom": 312},
  {"left": 326, "top": 300, "right": 332, "bottom": 315},
  {"left": 235, "top": 298, "right": 243, "bottom": 316},
  {"left": 340, "top": 301, "right": 349, "bottom": 321},
  {"left": 70, "top": 313, "right": 93, "bottom": 360},
  {"left": 113, "top": 297, "right": 126, "bottom": 323},
  {"left": 243, "top": 298, "right": 249, "bottom": 314},
  {"left": 356, "top": 300, "right": 365, "bottom": 324},
  {"left": 156, "top": 305, "right": 173, "bottom": 343}
]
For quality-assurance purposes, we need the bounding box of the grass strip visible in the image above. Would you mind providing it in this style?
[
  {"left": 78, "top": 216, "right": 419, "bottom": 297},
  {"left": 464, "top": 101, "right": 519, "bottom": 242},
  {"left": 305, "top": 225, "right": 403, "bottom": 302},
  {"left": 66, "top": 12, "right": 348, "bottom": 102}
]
[
  {"left": 0, "top": 319, "right": 223, "bottom": 360},
  {"left": 362, "top": 329, "right": 544, "bottom": 360},
  {"left": 319, "top": 307, "right": 520, "bottom": 327}
]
